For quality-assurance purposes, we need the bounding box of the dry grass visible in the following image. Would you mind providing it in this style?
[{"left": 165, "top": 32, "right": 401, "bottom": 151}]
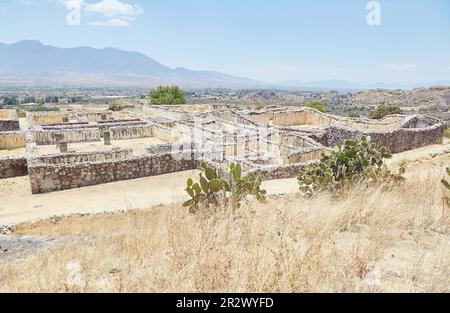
[{"left": 0, "top": 163, "right": 449, "bottom": 292}]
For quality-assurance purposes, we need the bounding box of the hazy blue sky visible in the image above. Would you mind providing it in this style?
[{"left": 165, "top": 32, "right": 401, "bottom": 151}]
[{"left": 0, "top": 0, "right": 449, "bottom": 83}]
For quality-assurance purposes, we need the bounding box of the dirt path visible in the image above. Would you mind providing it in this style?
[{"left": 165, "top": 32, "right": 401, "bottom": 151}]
[{"left": 0, "top": 170, "right": 199, "bottom": 227}]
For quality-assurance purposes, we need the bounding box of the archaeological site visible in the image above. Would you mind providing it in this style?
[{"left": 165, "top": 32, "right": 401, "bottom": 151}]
[{"left": 0, "top": 105, "right": 445, "bottom": 194}]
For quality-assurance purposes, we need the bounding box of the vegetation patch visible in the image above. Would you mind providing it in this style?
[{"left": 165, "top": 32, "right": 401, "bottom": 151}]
[
  {"left": 298, "top": 136, "right": 404, "bottom": 196},
  {"left": 149, "top": 86, "right": 187, "bottom": 105},
  {"left": 184, "top": 162, "right": 266, "bottom": 213},
  {"left": 368, "top": 105, "right": 402, "bottom": 119},
  {"left": 17, "top": 105, "right": 60, "bottom": 112},
  {"left": 304, "top": 100, "right": 329, "bottom": 113},
  {"left": 348, "top": 112, "right": 360, "bottom": 118},
  {"left": 108, "top": 102, "right": 124, "bottom": 112}
]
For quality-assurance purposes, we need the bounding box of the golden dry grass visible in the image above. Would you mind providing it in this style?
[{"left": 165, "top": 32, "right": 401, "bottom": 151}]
[{"left": 0, "top": 158, "right": 449, "bottom": 293}]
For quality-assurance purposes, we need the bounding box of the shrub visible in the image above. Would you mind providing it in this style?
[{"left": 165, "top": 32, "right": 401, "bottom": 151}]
[
  {"left": 304, "top": 101, "right": 329, "bottom": 113},
  {"left": 16, "top": 111, "right": 26, "bottom": 118},
  {"left": 348, "top": 112, "right": 360, "bottom": 118},
  {"left": 183, "top": 162, "right": 266, "bottom": 213},
  {"left": 298, "top": 136, "right": 404, "bottom": 195},
  {"left": 108, "top": 102, "right": 123, "bottom": 112},
  {"left": 444, "top": 127, "right": 450, "bottom": 139},
  {"left": 18, "top": 105, "right": 59, "bottom": 112},
  {"left": 149, "top": 86, "right": 187, "bottom": 105},
  {"left": 368, "top": 105, "right": 402, "bottom": 119}
]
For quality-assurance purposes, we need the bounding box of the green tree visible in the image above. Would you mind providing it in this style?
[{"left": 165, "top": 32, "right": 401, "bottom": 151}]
[
  {"left": 304, "top": 100, "right": 329, "bottom": 113},
  {"left": 22, "top": 96, "right": 36, "bottom": 104},
  {"left": 368, "top": 105, "right": 402, "bottom": 119},
  {"left": 149, "top": 86, "right": 187, "bottom": 105},
  {"left": 2, "top": 96, "right": 19, "bottom": 106}
]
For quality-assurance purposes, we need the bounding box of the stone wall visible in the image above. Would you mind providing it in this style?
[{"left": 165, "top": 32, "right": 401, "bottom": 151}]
[
  {"left": 247, "top": 161, "right": 317, "bottom": 180},
  {"left": 72, "top": 111, "right": 113, "bottom": 123},
  {"left": 34, "top": 129, "right": 101, "bottom": 145},
  {"left": 0, "top": 157, "right": 28, "bottom": 178},
  {"left": 110, "top": 125, "right": 154, "bottom": 140},
  {"left": 152, "top": 126, "right": 182, "bottom": 143},
  {"left": 323, "top": 122, "right": 445, "bottom": 153},
  {"left": 0, "top": 132, "right": 26, "bottom": 149},
  {"left": 28, "top": 150, "right": 200, "bottom": 193},
  {"left": 0, "top": 120, "right": 20, "bottom": 132},
  {"left": 32, "top": 149, "right": 133, "bottom": 165}
]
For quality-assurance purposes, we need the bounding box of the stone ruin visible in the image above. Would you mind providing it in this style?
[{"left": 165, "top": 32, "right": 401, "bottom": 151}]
[{"left": 0, "top": 105, "right": 445, "bottom": 194}]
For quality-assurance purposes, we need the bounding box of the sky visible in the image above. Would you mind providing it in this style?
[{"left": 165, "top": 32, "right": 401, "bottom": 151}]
[{"left": 0, "top": 0, "right": 449, "bottom": 84}]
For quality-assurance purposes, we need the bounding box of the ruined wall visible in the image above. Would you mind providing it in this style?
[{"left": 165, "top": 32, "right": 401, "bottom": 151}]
[
  {"left": 0, "top": 120, "right": 20, "bottom": 132},
  {"left": 34, "top": 129, "right": 101, "bottom": 145},
  {"left": 110, "top": 125, "right": 154, "bottom": 140},
  {"left": 0, "top": 157, "right": 28, "bottom": 178},
  {"left": 152, "top": 126, "right": 182, "bottom": 143},
  {"left": 323, "top": 123, "right": 445, "bottom": 153},
  {"left": 282, "top": 148, "right": 324, "bottom": 164},
  {"left": 32, "top": 149, "right": 133, "bottom": 165},
  {"left": 247, "top": 161, "right": 316, "bottom": 180},
  {"left": 72, "top": 111, "right": 113, "bottom": 123},
  {"left": 0, "top": 132, "right": 26, "bottom": 149},
  {"left": 28, "top": 151, "right": 200, "bottom": 193}
]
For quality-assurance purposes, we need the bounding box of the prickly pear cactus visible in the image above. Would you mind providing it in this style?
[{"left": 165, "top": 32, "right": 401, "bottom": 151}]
[
  {"left": 298, "top": 136, "right": 399, "bottom": 195},
  {"left": 184, "top": 161, "right": 266, "bottom": 213}
]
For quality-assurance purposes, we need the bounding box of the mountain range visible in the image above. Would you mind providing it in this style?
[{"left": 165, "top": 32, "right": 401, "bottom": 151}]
[
  {"left": 0, "top": 40, "right": 449, "bottom": 90},
  {"left": 0, "top": 40, "right": 259, "bottom": 88}
]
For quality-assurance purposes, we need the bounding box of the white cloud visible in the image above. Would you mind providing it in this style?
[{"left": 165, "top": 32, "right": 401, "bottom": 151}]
[
  {"left": 381, "top": 64, "right": 417, "bottom": 70},
  {"left": 57, "top": 0, "right": 142, "bottom": 27},
  {"left": 90, "top": 17, "right": 130, "bottom": 27},
  {"left": 84, "top": 0, "right": 142, "bottom": 17},
  {"left": 445, "top": 66, "right": 450, "bottom": 70}
]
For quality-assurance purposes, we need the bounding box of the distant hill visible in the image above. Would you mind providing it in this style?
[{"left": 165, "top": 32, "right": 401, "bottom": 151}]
[
  {"left": 281, "top": 80, "right": 450, "bottom": 91},
  {"left": 0, "top": 40, "right": 260, "bottom": 88}
]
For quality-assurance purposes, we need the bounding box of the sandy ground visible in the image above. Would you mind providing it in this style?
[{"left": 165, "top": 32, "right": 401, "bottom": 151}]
[
  {"left": 0, "top": 147, "right": 26, "bottom": 158},
  {"left": 37, "top": 137, "right": 167, "bottom": 156},
  {"left": 0, "top": 139, "right": 448, "bottom": 227},
  {"left": 0, "top": 170, "right": 199, "bottom": 226}
]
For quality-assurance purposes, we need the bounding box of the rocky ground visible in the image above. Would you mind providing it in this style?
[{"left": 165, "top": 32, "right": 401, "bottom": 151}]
[{"left": 0, "top": 236, "right": 58, "bottom": 266}]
